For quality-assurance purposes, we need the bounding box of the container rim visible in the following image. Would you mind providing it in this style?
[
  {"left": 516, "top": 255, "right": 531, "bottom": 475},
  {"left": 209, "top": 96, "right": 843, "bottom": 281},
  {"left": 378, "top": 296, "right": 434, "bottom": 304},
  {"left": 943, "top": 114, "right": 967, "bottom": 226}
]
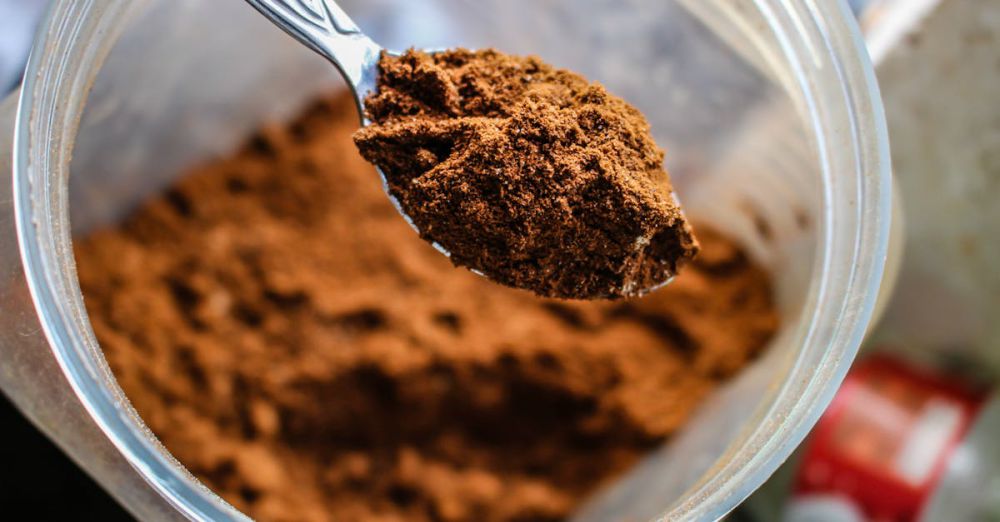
[
  {"left": 12, "top": 1, "right": 890, "bottom": 521},
  {"left": 662, "top": 0, "right": 891, "bottom": 518}
]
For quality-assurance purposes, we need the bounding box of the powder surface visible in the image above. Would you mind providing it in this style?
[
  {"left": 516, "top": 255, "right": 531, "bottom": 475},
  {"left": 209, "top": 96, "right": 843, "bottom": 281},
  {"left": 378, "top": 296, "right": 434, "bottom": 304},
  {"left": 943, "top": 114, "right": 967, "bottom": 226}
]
[
  {"left": 76, "top": 92, "right": 778, "bottom": 522},
  {"left": 354, "top": 49, "right": 699, "bottom": 299}
]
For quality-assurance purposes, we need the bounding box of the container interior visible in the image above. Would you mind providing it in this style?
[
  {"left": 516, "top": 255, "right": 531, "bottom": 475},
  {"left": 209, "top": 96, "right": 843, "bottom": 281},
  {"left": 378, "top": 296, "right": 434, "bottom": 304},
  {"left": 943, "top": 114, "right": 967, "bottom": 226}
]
[{"left": 67, "top": 0, "right": 822, "bottom": 518}]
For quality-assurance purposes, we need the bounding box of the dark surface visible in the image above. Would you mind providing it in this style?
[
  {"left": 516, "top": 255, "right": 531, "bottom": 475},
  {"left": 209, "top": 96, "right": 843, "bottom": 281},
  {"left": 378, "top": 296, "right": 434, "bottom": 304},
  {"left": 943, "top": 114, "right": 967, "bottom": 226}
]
[{"left": 0, "top": 392, "right": 133, "bottom": 521}]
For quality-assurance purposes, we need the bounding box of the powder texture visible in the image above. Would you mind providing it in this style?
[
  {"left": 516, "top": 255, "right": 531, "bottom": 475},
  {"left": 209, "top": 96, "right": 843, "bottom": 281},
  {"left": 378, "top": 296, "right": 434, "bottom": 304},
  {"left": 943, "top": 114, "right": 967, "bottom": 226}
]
[
  {"left": 354, "top": 49, "right": 699, "bottom": 299},
  {"left": 76, "top": 92, "right": 778, "bottom": 522}
]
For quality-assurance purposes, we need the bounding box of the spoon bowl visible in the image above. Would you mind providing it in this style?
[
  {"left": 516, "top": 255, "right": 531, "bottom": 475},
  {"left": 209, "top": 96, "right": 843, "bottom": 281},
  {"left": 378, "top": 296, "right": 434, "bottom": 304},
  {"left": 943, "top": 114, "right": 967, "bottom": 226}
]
[{"left": 244, "top": 0, "right": 689, "bottom": 299}]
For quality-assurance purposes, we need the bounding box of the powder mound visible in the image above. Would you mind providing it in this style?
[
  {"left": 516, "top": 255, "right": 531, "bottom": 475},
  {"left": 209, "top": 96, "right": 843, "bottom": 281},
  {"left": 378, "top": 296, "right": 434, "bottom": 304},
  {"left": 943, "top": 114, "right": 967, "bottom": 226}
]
[
  {"left": 76, "top": 92, "right": 777, "bottom": 522},
  {"left": 354, "top": 49, "right": 699, "bottom": 299}
]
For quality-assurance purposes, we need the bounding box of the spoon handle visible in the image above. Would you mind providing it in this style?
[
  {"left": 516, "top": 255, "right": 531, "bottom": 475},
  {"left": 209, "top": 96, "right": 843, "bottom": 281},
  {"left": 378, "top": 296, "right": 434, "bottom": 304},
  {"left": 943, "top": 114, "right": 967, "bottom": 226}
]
[{"left": 244, "top": 0, "right": 382, "bottom": 98}]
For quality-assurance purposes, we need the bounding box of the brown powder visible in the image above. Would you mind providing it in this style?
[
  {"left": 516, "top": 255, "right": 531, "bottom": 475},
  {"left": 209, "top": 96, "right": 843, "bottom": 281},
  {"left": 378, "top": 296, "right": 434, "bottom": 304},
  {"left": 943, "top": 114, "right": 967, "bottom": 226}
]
[
  {"left": 76, "top": 91, "right": 777, "bottom": 522},
  {"left": 354, "top": 49, "right": 699, "bottom": 299}
]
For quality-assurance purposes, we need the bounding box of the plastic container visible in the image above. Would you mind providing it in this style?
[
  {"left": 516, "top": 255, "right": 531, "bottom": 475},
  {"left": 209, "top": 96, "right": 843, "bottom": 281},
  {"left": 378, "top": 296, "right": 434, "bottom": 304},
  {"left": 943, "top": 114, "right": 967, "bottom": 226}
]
[{"left": 0, "top": 1, "right": 890, "bottom": 520}]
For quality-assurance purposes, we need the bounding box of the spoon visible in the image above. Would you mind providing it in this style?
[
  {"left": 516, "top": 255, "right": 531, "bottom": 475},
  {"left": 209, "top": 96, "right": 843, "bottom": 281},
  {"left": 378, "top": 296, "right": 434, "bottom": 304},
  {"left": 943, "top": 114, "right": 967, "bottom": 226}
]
[
  {"left": 243, "top": 0, "right": 430, "bottom": 236},
  {"left": 243, "top": 0, "right": 529, "bottom": 277},
  {"left": 244, "top": 0, "right": 694, "bottom": 299},
  {"left": 244, "top": 0, "right": 382, "bottom": 116}
]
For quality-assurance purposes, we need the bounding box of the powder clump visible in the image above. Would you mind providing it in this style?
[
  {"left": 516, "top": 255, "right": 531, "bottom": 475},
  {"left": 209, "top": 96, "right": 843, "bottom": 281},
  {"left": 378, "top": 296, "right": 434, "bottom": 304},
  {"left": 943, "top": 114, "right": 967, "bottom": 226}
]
[
  {"left": 354, "top": 49, "right": 699, "bottom": 299},
  {"left": 76, "top": 92, "right": 777, "bottom": 522}
]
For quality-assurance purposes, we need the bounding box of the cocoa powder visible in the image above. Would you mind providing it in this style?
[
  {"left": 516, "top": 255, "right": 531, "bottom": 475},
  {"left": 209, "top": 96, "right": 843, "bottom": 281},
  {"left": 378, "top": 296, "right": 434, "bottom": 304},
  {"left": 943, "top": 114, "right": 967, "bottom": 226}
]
[
  {"left": 354, "top": 49, "right": 699, "bottom": 299},
  {"left": 76, "top": 91, "right": 778, "bottom": 522}
]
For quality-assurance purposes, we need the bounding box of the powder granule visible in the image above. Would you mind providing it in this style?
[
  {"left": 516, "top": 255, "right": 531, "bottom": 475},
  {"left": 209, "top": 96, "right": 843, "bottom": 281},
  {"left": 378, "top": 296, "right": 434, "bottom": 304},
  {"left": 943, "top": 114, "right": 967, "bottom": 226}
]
[
  {"left": 354, "top": 49, "right": 699, "bottom": 299},
  {"left": 77, "top": 91, "right": 777, "bottom": 522}
]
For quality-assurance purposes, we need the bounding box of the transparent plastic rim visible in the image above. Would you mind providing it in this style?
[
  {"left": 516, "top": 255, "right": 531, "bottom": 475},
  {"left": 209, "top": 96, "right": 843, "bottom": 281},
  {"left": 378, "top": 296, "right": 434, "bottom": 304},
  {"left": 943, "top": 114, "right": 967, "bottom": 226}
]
[{"left": 13, "top": 1, "right": 889, "bottom": 521}]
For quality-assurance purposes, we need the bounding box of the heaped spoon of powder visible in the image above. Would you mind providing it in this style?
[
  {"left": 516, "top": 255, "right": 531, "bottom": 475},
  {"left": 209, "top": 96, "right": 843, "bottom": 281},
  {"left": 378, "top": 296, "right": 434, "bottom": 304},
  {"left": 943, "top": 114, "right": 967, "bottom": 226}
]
[{"left": 246, "top": 0, "right": 699, "bottom": 299}]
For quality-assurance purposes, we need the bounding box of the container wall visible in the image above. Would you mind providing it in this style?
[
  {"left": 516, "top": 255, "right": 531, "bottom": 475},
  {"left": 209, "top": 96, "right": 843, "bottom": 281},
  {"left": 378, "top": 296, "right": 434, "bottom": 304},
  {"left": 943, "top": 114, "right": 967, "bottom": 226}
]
[{"left": 1, "top": 85, "right": 187, "bottom": 522}]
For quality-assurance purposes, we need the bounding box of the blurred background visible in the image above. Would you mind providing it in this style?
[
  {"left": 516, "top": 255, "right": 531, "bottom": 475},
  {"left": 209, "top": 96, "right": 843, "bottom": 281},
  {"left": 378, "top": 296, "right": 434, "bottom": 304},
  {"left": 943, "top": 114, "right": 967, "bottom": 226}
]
[{"left": 0, "top": 0, "right": 46, "bottom": 93}]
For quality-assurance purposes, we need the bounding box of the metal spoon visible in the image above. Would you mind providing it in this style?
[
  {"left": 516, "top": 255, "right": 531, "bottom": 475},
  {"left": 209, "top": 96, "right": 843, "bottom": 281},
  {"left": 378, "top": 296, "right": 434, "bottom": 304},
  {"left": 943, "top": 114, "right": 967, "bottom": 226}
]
[
  {"left": 244, "top": 0, "right": 686, "bottom": 299},
  {"left": 243, "top": 0, "right": 534, "bottom": 277},
  {"left": 244, "top": 0, "right": 381, "bottom": 116},
  {"left": 243, "top": 0, "right": 431, "bottom": 237}
]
